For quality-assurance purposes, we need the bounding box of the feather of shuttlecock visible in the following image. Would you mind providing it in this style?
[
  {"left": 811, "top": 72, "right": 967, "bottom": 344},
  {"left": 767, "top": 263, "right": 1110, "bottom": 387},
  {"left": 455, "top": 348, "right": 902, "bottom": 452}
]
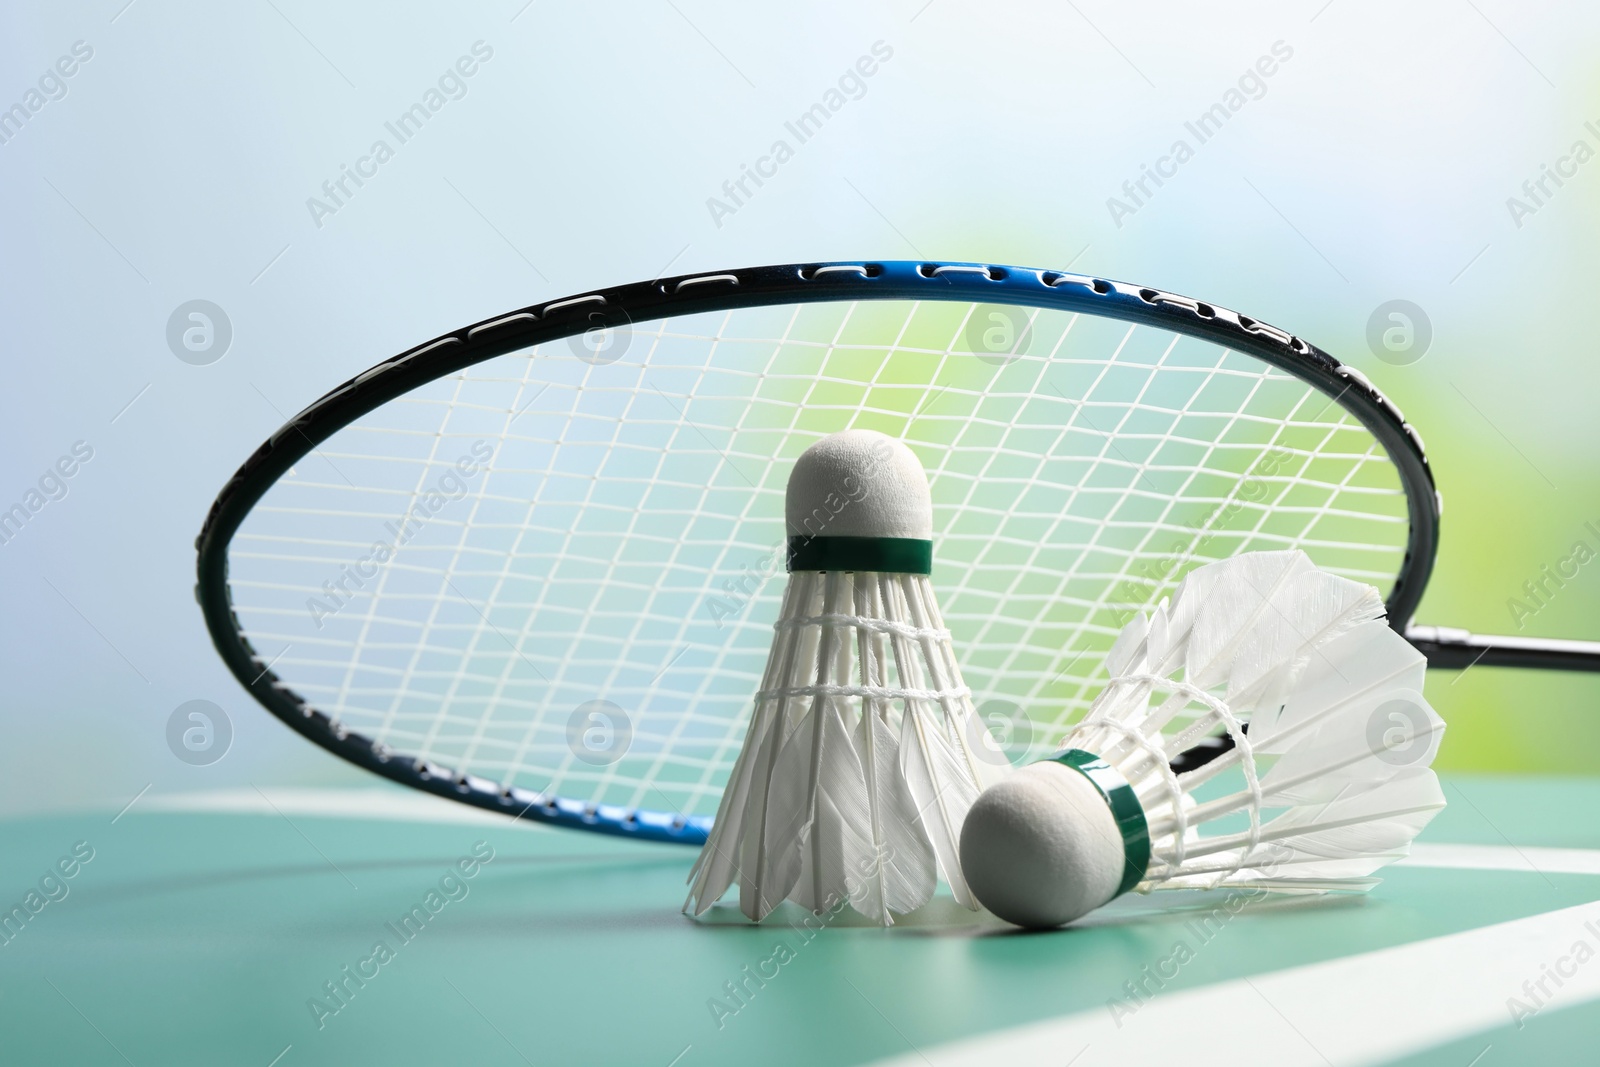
[
  {"left": 685, "top": 429, "right": 997, "bottom": 925},
  {"left": 959, "top": 549, "right": 1445, "bottom": 928}
]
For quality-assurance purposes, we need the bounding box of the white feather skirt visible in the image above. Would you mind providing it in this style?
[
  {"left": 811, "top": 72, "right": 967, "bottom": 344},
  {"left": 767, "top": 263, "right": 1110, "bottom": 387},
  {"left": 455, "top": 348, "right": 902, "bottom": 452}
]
[
  {"left": 1063, "top": 550, "right": 1446, "bottom": 896},
  {"left": 685, "top": 569, "right": 1002, "bottom": 924}
]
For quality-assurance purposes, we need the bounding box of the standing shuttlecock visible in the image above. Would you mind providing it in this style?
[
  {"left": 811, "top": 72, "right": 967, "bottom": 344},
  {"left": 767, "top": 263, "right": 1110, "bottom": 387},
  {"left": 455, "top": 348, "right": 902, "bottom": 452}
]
[
  {"left": 959, "top": 549, "right": 1446, "bottom": 929},
  {"left": 685, "top": 429, "right": 1005, "bottom": 925}
]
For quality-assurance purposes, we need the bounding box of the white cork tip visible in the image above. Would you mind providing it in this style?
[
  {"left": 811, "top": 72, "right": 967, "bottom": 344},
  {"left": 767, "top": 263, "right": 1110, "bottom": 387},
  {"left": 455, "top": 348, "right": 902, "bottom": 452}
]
[
  {"left": 785, "top": 429, "right": 932, "bottom": 540},
  {"left": 959, "top": 761, "right": 1126, "bottom": 929}
]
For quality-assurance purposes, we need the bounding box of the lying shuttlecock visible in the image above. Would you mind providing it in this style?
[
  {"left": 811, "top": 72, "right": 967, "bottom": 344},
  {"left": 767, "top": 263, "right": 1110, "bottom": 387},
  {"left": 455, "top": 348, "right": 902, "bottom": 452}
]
[
  {"left": 960, "top": 550, "right": 1446, "bottom": 929},
  {"left": 686, "top": 429, "right": 1004, "bottom": 924}
]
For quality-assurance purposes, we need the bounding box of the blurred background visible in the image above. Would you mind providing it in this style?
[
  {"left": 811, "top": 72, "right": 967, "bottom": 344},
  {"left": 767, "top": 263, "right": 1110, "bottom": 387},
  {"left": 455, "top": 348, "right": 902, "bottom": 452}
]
[{"left": 2, "top": 0, "right": 1596, "bottom": 816}]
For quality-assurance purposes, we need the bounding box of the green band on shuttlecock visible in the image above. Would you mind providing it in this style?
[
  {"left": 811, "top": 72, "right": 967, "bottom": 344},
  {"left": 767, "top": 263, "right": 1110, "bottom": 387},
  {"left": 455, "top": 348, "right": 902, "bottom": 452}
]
[
  {"left": 1049, "top": 749, "right": 1151, "bottom": 898},
  {"left": 786, "top": 536, "right": 933, "bottom": 575}
]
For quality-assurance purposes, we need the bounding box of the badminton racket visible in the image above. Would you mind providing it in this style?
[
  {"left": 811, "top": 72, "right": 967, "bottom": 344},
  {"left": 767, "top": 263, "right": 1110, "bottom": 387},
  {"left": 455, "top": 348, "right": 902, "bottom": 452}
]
[{"left": 194, "top": 260, "right": 1600, "bottom": 845}]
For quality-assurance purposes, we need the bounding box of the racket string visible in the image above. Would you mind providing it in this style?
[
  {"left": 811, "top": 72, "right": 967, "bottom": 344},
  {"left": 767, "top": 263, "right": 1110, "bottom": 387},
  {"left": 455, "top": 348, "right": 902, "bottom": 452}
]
[{"left": 227, "top": 297, "right": 1408, "bottom": 816}]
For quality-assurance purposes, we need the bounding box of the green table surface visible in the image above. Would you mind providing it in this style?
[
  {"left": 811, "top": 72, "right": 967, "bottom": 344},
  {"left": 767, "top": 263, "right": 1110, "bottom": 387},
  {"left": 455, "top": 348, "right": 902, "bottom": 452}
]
[{"left": 2, "top": 774, "right": 1597, "bottom": 1067}]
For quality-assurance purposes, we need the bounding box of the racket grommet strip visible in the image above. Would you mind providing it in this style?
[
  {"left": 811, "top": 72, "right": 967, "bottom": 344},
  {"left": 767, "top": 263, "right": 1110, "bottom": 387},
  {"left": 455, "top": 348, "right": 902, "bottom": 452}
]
[
  {"left": 542, "top": 294, "right": 606, "bottom": 316},
  {"left": 673, "top": 273, "right": 739, "bottom": 292},
  {"left": 467, "top": 311, "right": 539, "bottom": 340}
]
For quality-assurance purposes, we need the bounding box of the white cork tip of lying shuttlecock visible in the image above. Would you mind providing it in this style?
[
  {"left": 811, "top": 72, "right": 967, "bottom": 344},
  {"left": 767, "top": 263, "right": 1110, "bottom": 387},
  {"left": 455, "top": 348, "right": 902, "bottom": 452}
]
[
  {"left": 959, "top": 762, "right": 1125, "bottom": 929},
  {"left": 786, "top": 429, "right": 932, "bottom": 540}
]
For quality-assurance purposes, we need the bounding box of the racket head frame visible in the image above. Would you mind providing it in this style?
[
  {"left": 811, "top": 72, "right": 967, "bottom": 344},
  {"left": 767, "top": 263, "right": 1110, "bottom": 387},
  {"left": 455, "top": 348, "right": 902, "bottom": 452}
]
[{"left": 194, "top": 260, "right": 1441, "bottom": 844}]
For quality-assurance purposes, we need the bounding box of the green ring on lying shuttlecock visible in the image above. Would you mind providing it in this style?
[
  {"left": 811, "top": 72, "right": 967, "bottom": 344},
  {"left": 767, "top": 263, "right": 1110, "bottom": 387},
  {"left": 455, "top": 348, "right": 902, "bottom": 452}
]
[
  {"left": 785, "top": 536, "right": 933, "bottom": 575},
  {"left": 1048, "top": 749, "right": 1152, "bottom": 898}
]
